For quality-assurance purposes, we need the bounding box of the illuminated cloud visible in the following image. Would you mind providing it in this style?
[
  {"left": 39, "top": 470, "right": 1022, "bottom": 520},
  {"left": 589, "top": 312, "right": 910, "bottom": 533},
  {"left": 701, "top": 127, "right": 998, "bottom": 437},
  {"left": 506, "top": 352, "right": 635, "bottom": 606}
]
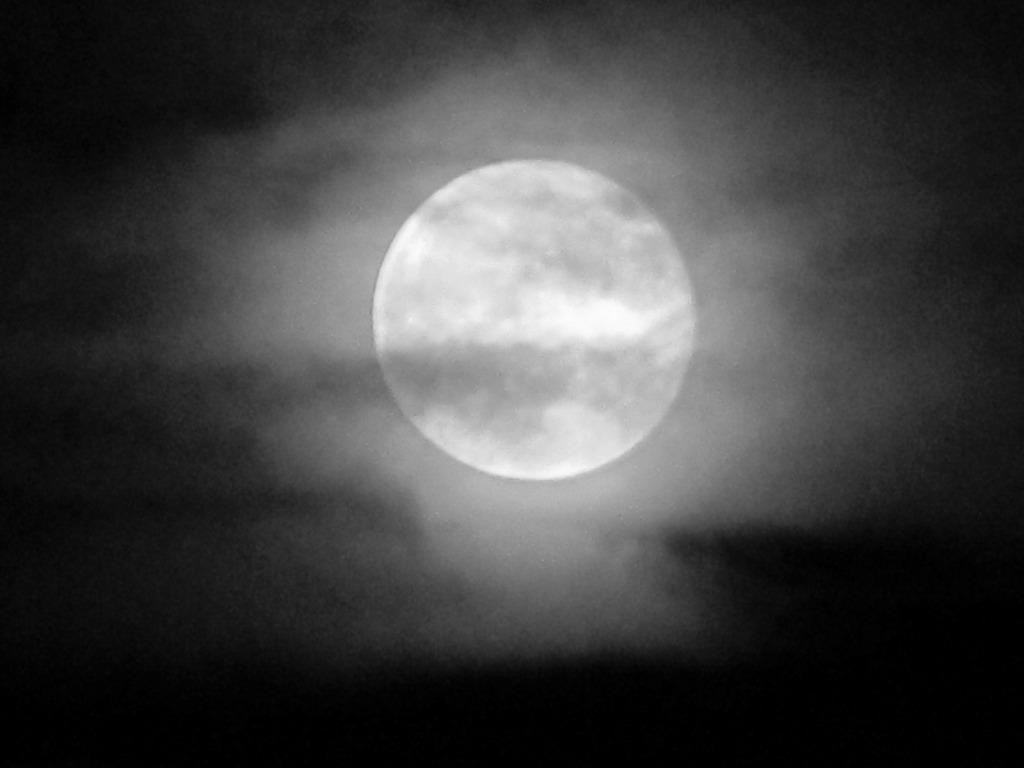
[{"left": 3, "top": 8, "right": 1020, "bottom": 761}]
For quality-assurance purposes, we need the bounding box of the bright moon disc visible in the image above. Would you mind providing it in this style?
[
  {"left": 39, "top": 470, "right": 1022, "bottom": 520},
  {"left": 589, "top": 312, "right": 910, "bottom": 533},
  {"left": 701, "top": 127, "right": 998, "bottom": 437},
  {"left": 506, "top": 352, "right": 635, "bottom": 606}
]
[{"left": 373, "top": 160, "right": 695, "bottom": 480}]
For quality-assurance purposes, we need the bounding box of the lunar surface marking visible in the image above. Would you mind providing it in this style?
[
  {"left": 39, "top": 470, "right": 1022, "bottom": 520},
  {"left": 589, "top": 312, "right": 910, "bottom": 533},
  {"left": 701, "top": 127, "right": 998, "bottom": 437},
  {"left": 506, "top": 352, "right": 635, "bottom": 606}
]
[{"left": 373, "top": 160, "right": 695, "bottom": 480}]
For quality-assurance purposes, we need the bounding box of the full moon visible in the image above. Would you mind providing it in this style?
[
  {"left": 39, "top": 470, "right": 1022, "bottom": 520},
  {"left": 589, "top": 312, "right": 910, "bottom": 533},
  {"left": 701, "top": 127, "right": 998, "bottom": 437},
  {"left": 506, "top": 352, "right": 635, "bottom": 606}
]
[{"left": 373, "top": 160, "right": 695, "bottom": 480}]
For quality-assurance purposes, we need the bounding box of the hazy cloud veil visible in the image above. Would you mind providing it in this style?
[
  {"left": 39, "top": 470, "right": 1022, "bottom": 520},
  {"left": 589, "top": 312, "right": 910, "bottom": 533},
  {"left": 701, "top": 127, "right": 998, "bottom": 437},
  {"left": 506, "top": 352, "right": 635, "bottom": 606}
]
[{"left": 3, "top": 0, "right": 1022, "bottom": 762}]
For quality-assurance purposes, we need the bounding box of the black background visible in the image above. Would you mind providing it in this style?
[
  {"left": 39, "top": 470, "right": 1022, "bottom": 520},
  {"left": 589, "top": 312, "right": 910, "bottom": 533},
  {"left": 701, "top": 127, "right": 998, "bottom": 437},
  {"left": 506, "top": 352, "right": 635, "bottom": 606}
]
[{"left": 3, "top": 0, "right": 1023, "bottom": 764}]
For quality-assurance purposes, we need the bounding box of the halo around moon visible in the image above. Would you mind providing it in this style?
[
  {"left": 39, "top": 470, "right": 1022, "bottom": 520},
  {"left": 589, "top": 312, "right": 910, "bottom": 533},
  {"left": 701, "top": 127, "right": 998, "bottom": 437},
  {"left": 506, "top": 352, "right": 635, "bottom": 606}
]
[{"left": 373, "top": 160, "right": 695, "bottom": 480}]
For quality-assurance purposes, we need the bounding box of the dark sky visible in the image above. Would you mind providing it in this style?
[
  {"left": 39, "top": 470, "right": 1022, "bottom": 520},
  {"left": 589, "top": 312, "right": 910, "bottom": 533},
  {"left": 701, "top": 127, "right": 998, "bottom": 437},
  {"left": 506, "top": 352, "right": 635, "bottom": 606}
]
[{"left": 2, "top": 0, "right": 1023, "bottom": 763}]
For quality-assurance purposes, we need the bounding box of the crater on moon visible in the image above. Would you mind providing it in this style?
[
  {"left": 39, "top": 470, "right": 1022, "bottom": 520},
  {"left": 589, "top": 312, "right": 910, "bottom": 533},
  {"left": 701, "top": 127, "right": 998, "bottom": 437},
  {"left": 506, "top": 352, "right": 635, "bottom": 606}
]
[{"left": 372, "top": 160, "right": 695, "bottom": 480}]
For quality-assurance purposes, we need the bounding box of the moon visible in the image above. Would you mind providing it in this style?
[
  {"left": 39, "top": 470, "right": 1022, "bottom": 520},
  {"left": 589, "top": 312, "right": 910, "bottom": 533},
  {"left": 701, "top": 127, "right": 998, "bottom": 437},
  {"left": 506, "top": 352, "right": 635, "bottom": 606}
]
[{"left": 373, "top": 160, "right": 695, "bottom": 480}]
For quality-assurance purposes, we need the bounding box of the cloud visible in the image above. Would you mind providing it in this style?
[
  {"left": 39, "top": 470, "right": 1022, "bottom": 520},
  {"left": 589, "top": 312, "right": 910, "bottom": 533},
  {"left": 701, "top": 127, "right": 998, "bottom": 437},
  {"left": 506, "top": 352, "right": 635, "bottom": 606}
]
[
  {"left": 3, "top": 0, "right": 1021, "bottom": 704},
  {"left": 0, "top": 351, "right": 437, "bottom": 670},
  {"left": 0, "top": 348, "right": 736, "bottom": 675}
]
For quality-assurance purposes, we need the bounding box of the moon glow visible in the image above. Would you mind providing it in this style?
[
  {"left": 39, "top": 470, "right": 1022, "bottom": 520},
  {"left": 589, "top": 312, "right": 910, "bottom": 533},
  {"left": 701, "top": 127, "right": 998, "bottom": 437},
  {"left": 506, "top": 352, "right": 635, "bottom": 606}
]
[{"left": 373, "top": 160, "right": 695, "bottom": 480}]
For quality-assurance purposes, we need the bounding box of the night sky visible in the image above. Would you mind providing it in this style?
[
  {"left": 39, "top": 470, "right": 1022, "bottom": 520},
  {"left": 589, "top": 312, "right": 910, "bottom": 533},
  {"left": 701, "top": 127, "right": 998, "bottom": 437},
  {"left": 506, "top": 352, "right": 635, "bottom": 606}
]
[{"left": 3, "top": 0, "right": 1023, "bottom": 764}]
